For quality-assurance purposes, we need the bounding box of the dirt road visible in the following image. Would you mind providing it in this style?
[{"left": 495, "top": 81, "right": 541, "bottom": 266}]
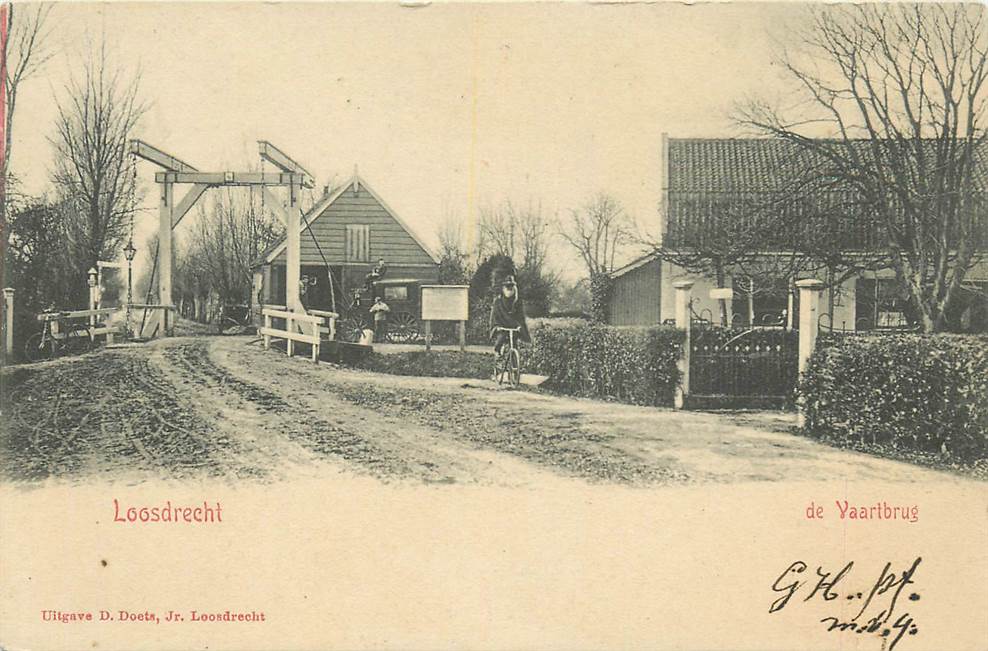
[{"left": 0, "top": 336, "right": 961, "bottom": 485}]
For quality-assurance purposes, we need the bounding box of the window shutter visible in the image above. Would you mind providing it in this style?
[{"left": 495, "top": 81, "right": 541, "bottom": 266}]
[{"left": 346, "top": 225, "right": 370, "bottom": 262}]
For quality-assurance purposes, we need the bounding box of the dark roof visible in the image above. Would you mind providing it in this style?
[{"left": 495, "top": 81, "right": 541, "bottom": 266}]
[{"left": 667, "top": 137, "right": 988, "bottom": 194}]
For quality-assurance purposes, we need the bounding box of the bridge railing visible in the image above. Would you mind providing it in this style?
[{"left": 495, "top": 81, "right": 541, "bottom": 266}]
[{"left": 260, "top": 307, "right": 326, "bottom": 362}]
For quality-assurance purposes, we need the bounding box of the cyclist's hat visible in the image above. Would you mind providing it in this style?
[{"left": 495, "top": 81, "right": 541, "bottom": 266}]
[{"left": 501, "top": 275, "right": 517, "bottom": 288}]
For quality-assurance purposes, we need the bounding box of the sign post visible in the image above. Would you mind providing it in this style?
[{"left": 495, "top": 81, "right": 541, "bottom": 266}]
[{"left": 420, "top": 285, "right": 469, "bottom": 354}]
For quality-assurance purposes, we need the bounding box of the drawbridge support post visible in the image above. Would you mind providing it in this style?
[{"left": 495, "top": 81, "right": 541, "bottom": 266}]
[
  {"left": 131, "top": 139, "right": 313, "bottom": 337},
  {"left": 158, "top": 180, "right": 174, "bottom": 336}
]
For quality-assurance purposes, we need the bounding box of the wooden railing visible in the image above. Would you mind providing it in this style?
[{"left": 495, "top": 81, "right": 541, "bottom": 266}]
[
  {"left": 37, "top": 308, "right": 121, "bottom": 342},
  {"left": 260, "top": 307, "right": 326, "bottom": 362},
  {"left": 308, "top": 309, "right": 339, "bottom": 342}
]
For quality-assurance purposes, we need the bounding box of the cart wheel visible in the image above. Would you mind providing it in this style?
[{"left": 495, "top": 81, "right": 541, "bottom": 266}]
[
  {"left": 24, "top": 333, "right": 55, "bottom": 363},
  {"left": 340, "top": 317, "right": 365, "bottom": 342},
  {"left": 387, "top": 312, "right": 419, "bottom": 343}
]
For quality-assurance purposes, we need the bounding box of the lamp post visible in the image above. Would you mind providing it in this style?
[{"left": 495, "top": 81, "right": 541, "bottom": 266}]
[{"left": 124, "top": 239, "right": 137, "bottom": 339}]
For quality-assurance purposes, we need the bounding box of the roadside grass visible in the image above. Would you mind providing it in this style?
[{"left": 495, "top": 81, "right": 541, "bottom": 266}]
[{"left": 350, "top": 351, "right": 493, "bottom": 380}]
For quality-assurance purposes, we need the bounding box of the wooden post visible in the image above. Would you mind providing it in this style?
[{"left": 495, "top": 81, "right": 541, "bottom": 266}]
[
  {"left": 796, "top": 279, "right": 825, "bottom": 427},
  {"left": 263, "top": 311, "right": 271, "bottom": 349},
  {"left": 286, "top": 313, "right": 294, "bottom": 357},
  {"left": 311, "top": 320, "right": 319, "bottom": 362},
  {"left": 286, "top": 182, "right": 302, "bottom": 314},
  {"left": 89, "top": 285, "right": 98, "bottom": 328},
  {"left": 2, "top": 288, "right": 14, "bottom": 360},
  {"left": 424, "top": 320, "right": 432, "bottom": 353},
  {"left": 673, "top": 280, "right": 694, "bottom": 410},
  {"left": 159, "top": 181, "right": 174, "bottom": 336},
  {"left": 458, "top": 320, "right": 466, "bottom": 352}
]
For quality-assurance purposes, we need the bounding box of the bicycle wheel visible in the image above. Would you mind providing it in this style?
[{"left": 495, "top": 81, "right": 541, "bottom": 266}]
[
  {"left": 66, "top": 325, "right": 96, "bottom": 354},
  {"left": 494, "top": 351, "right": 505, "bottom": 385},
  {"left": 508, "top": 348, "right": 521, "bottom": 387},
  {"left": 24, "top": 333, "right": 55, "bottom": 363}
]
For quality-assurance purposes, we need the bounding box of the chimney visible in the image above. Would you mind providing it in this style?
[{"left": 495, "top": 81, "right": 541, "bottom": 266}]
[{"left": 322, "top": 185, "right": 329, "bottom": 197}]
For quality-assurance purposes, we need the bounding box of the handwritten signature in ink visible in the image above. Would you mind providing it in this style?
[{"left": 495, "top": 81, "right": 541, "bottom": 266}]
[{"left": 770, "top": 556, "right": 922, "bottom": 650}]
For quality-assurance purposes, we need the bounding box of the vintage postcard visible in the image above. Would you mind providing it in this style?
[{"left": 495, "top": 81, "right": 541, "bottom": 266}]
[{"left": 1, "top": 2, "right": 986, "bottom": 650}]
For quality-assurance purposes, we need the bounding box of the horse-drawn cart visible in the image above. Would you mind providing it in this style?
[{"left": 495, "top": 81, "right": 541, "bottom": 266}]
[{"left": 336, "top": 278, "right": 428, "bottom": 344}]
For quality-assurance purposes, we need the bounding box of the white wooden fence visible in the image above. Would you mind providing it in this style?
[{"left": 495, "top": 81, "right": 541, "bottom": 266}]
[
  {"left": 37, "top": 308, "right": 121, "bottom": 343},
  {"left": 308, "top": 308, "right": 339, "bottom": 342},
  {"left": 260, "top": 307, "right": 337, "bottom": 362}
]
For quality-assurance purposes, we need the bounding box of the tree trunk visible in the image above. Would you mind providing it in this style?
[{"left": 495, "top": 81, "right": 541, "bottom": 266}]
[{"left": 715, "top": 262, "right": 728, "bottom": 326}]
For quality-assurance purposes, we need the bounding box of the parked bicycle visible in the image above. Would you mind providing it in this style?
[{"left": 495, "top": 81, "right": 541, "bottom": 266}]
[
  {"left": 215, "top": 303, "right": 253, "bottom": 334},
  {"left": 23, "top": 311, "right": 98, "bottom": 363},
  {"left": 492, "top": 326, "right": 522, "bottom": 387}
]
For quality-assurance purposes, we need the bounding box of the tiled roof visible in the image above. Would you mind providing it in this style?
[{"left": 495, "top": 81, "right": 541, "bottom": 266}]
[{"left": 667, "top": 137, "right": 988, "bottom": 193}]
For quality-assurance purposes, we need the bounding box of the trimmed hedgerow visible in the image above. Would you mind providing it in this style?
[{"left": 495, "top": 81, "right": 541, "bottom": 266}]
[
  {"left": 799, "top": 334, "right": 988, "bottom": 459},
  {"left": 527, "top": 322, "right": 684, "bottom": 406}
]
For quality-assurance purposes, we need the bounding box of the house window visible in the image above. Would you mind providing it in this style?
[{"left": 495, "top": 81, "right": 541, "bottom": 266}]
[
  {"left": 345, "top": 225, "right": 370, "bottom": 262},
  {"left": 855, "top": 278, "right": 913, "bottom": 330},
  {"left": 732, "top": 275, "right": 793, "bottom": 326},
  {"left": 384, "top": 285, "right": 408, "bottom": 301}
]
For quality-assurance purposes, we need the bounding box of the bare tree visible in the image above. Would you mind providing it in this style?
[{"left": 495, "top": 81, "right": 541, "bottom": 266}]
[
  {"left": 476, "top": 198, "right": 558, "bottom": 315},
  {"left": 736, "top": 4, "right": 988, "bottom": 332},
  {"left": 50, "top": 42, "right": 146, "bottom": 305},
  {"left": 560, "top": 193, "right": 634, "bottom": 277},
  {"left": 174, "top": 186, "right": 283, "bottom": 322},
  {"left": 2, "top": 4, "right": 54, "bottom": 297},
  {"left": 436, "top": 209, "right": 471, "bottom": 284},
  {"left": 476, "top": 198, "right": 552, "bottom": 270},
  {"left": 648, "top": 190, "right": 781, "bottom": 325},
  {"left": 2, "top": 3, "right": 54, "bottom": 184}
]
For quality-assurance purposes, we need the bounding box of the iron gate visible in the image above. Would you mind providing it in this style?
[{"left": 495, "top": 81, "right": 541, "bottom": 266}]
[{"left": 688, "top": 322, "right": 799, "bottom": 408}]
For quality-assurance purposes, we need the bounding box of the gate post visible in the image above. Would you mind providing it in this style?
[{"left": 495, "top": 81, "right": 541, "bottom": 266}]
[
  {"left": 3, "top": 287, "right": 14, "bottom": 360},
  {"left": 796, "top": 279, "right": 825, "bottom": 427},
  {"left": 673, "top": 280, "right": 694, "bottom": 410}
]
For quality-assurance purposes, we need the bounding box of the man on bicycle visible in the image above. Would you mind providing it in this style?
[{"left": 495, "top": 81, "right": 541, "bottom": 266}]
[{"left": 489, "top": 275, "right": 530, "bottom": 356}]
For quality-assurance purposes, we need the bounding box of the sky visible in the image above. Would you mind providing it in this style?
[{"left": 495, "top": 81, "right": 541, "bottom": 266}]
[{"left": 9, "top": 2, "right": 809, "bottom": 280}]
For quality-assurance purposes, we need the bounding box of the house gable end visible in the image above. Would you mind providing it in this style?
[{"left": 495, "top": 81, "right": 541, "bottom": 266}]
[{"left": 263, "top": 175, "right": 440, "bottom": 267}]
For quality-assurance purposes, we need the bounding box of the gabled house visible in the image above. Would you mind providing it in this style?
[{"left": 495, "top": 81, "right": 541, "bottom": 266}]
[
  {"left": 252, "top": 173, "right": 440, "bottom": 312},
  {"left": 607, "top": 135, "right": 988, "bottom": 332}
]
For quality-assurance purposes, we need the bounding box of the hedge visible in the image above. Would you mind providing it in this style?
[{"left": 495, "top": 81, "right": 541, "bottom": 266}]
[
  {"left": 799, "top": 334, "right": 988, "bottom": 459},
  {"left": 527, "top": 322, "right": 684, "bottom": 406}
]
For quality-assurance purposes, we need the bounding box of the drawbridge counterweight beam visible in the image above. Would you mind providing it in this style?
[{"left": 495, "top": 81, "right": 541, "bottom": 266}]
[{"left": 129, "top": 138, "right": 313, "bottom": 335}]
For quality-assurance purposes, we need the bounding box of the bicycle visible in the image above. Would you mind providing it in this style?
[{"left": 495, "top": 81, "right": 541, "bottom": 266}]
[
  {"left": 492, "top": 326, "right": 522, "bottom": 387},
  {"left": 216, "top": 303, "right": 252, "bottom": 334},
  {"left": 23, "top": 311, "right": 97, "bottom": 363}
]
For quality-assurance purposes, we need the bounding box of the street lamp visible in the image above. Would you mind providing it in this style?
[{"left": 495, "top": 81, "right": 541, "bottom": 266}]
[{"left": 123, "top": 240, "right": 137, "bottom": 339}]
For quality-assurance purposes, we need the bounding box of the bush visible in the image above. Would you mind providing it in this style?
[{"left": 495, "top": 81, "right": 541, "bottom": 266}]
[
  {"left": 800, "top": 334, "right": 988, "bottom": 459},
  {"left": 527, "top": 322, "right": 683, "bottom": 406},
  {"left": 352, "top": 351, "right": 492, "bottom": 380}
]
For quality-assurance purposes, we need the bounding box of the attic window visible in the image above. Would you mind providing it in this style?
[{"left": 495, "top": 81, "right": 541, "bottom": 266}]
[{"left": 346, "top": 224, "right": 370, "bottom": 262}]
